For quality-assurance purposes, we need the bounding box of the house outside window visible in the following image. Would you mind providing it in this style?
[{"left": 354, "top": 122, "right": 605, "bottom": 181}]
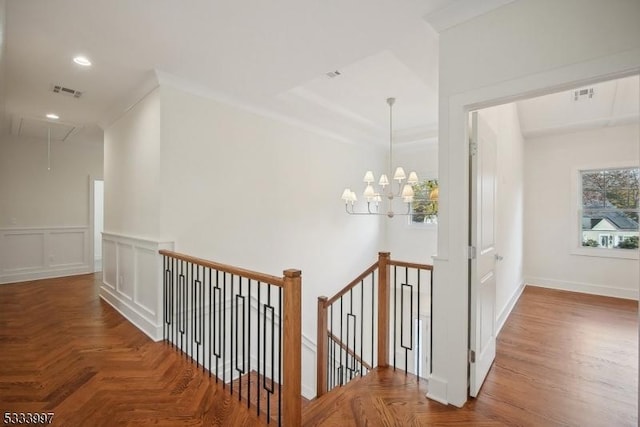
[
  {"left": 581, "top": 167, "right": 639, "bottom": 250},
  {"left": 410, "top": 179, "right": 439, "bottom": 225}
]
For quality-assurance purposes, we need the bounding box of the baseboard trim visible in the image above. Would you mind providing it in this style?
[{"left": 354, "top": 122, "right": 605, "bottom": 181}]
[
  {"left": 496, "top": 281, "right": 525, "bottom": 335},
  {"left": 525, "top": 276, "right": 638, "bottom": 300},
  {"left": 0, "top": 266, "right": 91, "bottom": 284},
  {"left": 100, "top": 285, "right": 162, "bottom": 341},
  {"left": 425, "top": 375, "right": 448, "bottom": 405}
]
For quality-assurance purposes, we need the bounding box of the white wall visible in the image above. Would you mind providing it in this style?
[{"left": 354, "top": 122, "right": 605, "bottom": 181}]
[
  {"left": 159, "top": 84, "right": 384, "bottom": 397},
  {"left": 434, "top": 0, "right": 640, "bottom": 407},
  {"left": 0, "top": 131, "right": 103, "bottom": 226},
  {"left": 102, "top": 87, "right": 168, "bottom": 342},
  {"left": 384, "top": 141, "right": 438, "bottom": 264},
  {"left": 477, "top": 103, "right": 525, "bottom": 333},
  {"left": 0, "top": 129, "right": 103, "bottom": 283},
  {"left": 103, "top": 81, "right": 386, "bottom": 397},
  {"left": 524, "top": 123, "right": 639, "bottom": 299},
  {"left": 0, "top": 0, "right": 6, "bottom": 134},
  {"left": 104, "top": 88, "right": 161, "bottom": 239}
]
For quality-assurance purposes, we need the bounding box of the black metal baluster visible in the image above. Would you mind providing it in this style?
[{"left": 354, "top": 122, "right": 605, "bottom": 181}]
[
  {"left": 263, "top": 285, "right": 274, "bottom": 424},
  {"left": 172, "top": 257, "right": 176, "bottom": 348},
  {"left": 329, "top": 304, "right": 333, "bottom": 391},
  {"left": 222, "top": 272, "right": 227, "bottom": 388},
  {"left": 247, "top": 279, "right": 252, "bottom": 409},
  {"left": 278, "top": 286, "right": 282, "bottom": 427},
  {"left": 393, "top": 265, "right": 397, "bottom": 370},
  {"left": 200, "top": 266, "right": 205, "bottom": 371},
  {"left": 417, "top": 268, "right": 421, "bottom": 378},
  {"left": 340, "top": 296, "right": 343, "bottom": 386},
  {"left": 190, "top": 262, "right": 194, "bottom": 362},
  {"left": 360, "top": 278, "right": 364, "bottom": 376},
  {"left": 209, "top": 268, "right": 212, "bottom": 377},
  {"left": 371, "top": 271, "right": 375, "bottom": 369},
  {"left": 230, "top": 274, "right": 235, "bottom": 396},
  {"left": 401, "top": 267, "right": 413, "bottom": 376},
  {"left": 214, "top": 271, "right": 221, "bottom": 382},
  {"left": 257, "top": 281, "right": 261, "bottom": 419},
  {"left": 163, "top": 256, "right": 166, "bottom": 341},
  {"left": 180, "top": 260, "right": 186, "bottom": 355},
  {"left": 347, "top": 288, "right": 355, "bottom": 380}
]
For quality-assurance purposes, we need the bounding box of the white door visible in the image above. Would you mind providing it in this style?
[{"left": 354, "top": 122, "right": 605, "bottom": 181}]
[{"left": 469, "top": 111, "right": 497, "bottom": 397}]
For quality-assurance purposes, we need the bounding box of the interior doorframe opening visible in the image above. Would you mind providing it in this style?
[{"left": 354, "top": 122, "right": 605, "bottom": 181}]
[{"left": 464, "top": 69, "right": 640, "bottom": 399}]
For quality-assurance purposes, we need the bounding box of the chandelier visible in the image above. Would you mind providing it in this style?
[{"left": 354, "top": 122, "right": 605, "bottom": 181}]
[{"left": 341, "top": 97, "right": 419, "bottom": 218}]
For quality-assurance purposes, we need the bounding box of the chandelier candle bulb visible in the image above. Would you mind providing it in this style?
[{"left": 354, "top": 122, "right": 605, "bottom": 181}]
[
  {"left": 364, "top": 184, "right": 376, "bottom": 200},
  {"left": 363, "top": 171, "right": 375, "bottom": 184},
  {"left": 401, "top": 184, "right": 415, "bottom": 198},
  {"left": 393, "top": 167, "right": 406, "bottom": 181},
  {"left": 408, "top": 171, "right": 419, "bottom": 185}
]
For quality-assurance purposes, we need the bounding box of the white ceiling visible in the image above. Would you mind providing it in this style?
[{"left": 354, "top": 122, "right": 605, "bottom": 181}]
[
  {"left": 3, "top": 0, "right": 517, "bottom": 146},
  {"left": 516, "top": 75, "right": 640, "bottom": 138},
  {"left": 10, "top": 0, "right": 627, "bottom": 146}
]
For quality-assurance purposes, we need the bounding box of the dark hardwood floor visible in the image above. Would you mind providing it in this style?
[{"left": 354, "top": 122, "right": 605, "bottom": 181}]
[{"left": 0, "top": 275, "right": 637, "bottom": 426}]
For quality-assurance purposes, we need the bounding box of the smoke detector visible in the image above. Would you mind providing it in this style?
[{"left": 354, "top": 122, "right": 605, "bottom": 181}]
[{"left": 52, "top": 84, "right": 83, "bottom": 98}]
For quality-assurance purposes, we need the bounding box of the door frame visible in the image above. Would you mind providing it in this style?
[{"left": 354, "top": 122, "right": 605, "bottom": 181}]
[
  {"left": 430, "top": 55, "right": 640, "bottom": 408},
  {"left": 88, "top": 175, "right": 104, "bottom": 273}
]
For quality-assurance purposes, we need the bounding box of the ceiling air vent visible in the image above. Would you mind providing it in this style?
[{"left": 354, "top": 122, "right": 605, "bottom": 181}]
[
  {"left": 326, "top": 70, "right": 341, "bottom": 79},
  {"left": 52, "top": 84, "right": 83, "bottom": 98},
  {"left": 573, "top": 87, "right": 594, "bottom": 101}
]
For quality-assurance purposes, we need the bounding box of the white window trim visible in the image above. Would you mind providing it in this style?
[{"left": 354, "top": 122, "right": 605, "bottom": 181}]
[{"left": 570, "top": 164, "right": 639, "bottom": 260}]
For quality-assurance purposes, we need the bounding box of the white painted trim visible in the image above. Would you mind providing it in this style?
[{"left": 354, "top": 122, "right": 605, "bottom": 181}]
[
  {"left": 0, "top": 226, "right": 91, "bottom": 284},
  {"left": 100, "top": 285, "right": 163, "bottom": 341},
  {"left": 100, "top": 232, "right": 174, "bottom": 341},
  {"left": 155, "top": 70, "right": 369, "bottom": 147},
  {"left": 424, "top": 0, "right": 516, "bottom": 33},
  {"left": 496, "top": 281, "right": 525, "bottom": 335},
  {"left": 525, "top": 277, "right": 638, "bottom": 300},
  {"left": 425, "top": 375, "right": 448, "bottom": 405}
]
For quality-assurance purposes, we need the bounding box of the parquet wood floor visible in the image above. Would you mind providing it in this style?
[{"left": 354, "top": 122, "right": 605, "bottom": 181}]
[
  {"left": 0, "top": 276, "right": 637, "bottom": 426},
  {"left": 0, "top": 274, "right": 264, "bottom": 426},
  {"left": 303, "top": 286, "right": 638, "bottom": 426}
]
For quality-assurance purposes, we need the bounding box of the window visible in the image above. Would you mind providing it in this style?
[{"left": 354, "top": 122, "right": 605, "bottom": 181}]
[
  {"left": 410, "top": 179, "right": 438, "bottom": 225},
  {"left": 580, "top": 167, "right": 639, "bottom": 250}
]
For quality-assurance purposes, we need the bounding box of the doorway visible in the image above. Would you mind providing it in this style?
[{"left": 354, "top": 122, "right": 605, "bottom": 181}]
[
  {"left": 91, "top": 178, "right": 104, "bottom": 272},
  {"left": 467, "top": 74, "right": 639, "bottom": 395}
]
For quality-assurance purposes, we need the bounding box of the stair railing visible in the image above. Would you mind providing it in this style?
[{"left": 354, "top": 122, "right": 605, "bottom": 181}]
[
  {"left": 159, "top": 250, "right": 301, "bottom": 426},
  {"left": 316, "top": 252, "right": 433, "bottom": 397}
]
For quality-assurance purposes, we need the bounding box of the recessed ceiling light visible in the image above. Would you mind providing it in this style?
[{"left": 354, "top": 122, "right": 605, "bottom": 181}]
[
  {"left": 73, "top": 56, "right": 92, "bottom": 66},
  {"left": 46, "top": 113, "right": 59, "bottom": 120}
]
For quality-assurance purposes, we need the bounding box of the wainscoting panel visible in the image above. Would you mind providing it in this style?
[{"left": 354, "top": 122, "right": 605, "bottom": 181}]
[
  {"left": 0, "top": 227, "right": 90, "bottom": 284},
  {"left": 100, "top": 232, "right": 174, "bottom": 341}
]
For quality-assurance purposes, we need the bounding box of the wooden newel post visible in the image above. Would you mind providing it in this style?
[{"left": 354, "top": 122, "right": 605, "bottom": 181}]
[
  {"left": 282, "top": 269, "right": 302, "bottom": 426},
  {"left": 316, "top": 296, "right": 329, "bottom": 397},
  {"left": 377, "top": 252, "right": 390, "bottom": 367}
]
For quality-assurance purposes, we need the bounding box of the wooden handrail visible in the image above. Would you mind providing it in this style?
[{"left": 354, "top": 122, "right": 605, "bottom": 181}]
[
  {"left": 326, "top": 261, "right": 379, "bottom": 305},
  {"left": 388, "top": 259, "right": 433, "bottom": 271},
  {"left": 159, "top": 249, "right": 284, "bottom": 286},
  {"left": 327, "top": 331, "right": 373, "bottom": 371}
]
